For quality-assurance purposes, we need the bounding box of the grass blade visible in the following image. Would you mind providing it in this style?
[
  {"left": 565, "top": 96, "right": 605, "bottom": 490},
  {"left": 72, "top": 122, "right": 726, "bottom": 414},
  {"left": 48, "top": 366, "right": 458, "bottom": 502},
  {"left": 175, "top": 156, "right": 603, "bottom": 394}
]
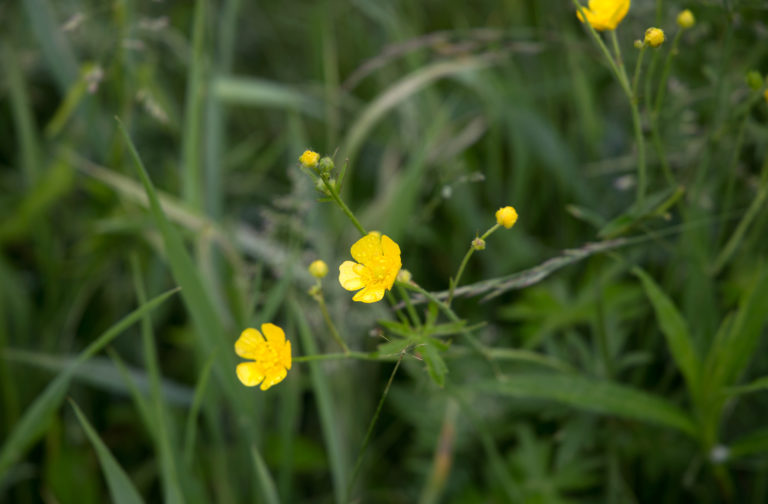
[
  {"left": 69, "top": 400, "right": 146, "bottom": 504},
  {"left": 473, "top": 374, "right": 697, "bottom": 437},
  {"left": 250, "top": 446, "right": 281, "bottom": 504},
  {"left": 291, "top": 298, "right": 348, "bottom": 504},
  {"left": 634, "top": 268, "right": 700, "bottom": 393},
  {"left": 0, "top": 287, "right": 178, "bottom": 475}
]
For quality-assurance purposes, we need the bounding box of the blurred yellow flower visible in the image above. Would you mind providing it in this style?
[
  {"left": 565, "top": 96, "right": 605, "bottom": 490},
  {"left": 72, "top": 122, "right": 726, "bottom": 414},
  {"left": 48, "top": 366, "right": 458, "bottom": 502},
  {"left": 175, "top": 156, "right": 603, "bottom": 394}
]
[
  {"left": 339, "top": 232, "right": 401, "bottom": 303},
  {"left": 577, "top": 0, "right": 630, "bottom": 31},
  {"left": 644, "top": 27, "right": 665, "bottom": 48},
  {"left": 235, "top": 324, "right": 291, "bottom": 391},
  {"left": 495, "top": 206, "right": 519, "bottom": 229},
  {"left": 299, "top": 150, "right": 320, "bottom": 168},
  {"left": 309, "top": 259, "right": 328, "bottom": 279},
  {"left": 677, "top": 9, "right": 695, "bottom": 29}
]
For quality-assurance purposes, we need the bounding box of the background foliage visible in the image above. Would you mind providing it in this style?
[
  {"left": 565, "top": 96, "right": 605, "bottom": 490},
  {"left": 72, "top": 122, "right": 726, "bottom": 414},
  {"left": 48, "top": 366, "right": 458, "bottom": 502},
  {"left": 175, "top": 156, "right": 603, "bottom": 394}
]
[{"left": 2, "top": 0, "right": 768, "bottom": 502}]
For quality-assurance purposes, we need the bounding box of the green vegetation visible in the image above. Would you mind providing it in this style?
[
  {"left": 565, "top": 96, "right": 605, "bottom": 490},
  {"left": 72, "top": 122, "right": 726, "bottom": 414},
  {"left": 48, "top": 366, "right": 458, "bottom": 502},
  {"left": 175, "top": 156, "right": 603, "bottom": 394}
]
[{"left": 2, "top": 0, "right": 768, "bottom": 502}]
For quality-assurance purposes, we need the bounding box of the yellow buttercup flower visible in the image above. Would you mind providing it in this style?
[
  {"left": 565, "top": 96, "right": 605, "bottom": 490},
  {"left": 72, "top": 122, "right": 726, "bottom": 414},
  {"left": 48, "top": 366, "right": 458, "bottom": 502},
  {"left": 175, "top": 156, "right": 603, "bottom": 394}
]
[
  {"left": 299, "top": 150, "right": 320, "bottom": 168},
  {"left": 644, "top": 27, "right": 665, "bottom": 48},
  {"left": 677, "top": 9, "right": 695, "bottom": 29},
  {"left": 234, "top": 324, "right": 292, "bottom": 391},
  {"left": 339, "top": 232, "right": 401, "bottom": 303},
  {"left": 309, "top": 259, "right": 328, "bottom": 279},
  {"left": 495, "top": 206, "right": 519, "bottom": 229},
  {"left": 577, "top": 0, "right": 630, "bottom": 31}
]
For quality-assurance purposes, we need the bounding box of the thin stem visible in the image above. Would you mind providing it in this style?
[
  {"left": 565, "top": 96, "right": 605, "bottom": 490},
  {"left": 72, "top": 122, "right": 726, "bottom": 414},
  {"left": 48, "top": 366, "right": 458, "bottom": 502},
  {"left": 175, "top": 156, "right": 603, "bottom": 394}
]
[
  {"left": 402, "top": 281, "right": 503, "bottom": 378},
  {"left": 630, "top": 95, "right": 647, "bottom": 205},
  {"left": 447, "top": 223, "right": 500, "bottom": 307},
  {"left": 347, "top": 353, "right": 404, "bottom": 500},
  {"left": 653, "top": 30, "right": 683, "bottom": 117},
  {"left": 322, "top": 176, "right": 367, "bottom": 236},
  {"left": 396, "top": 282, "right": 421, "bottom": 329},
  {"left": 609, "top": 30, "right": 628, "bottom": 90},
  {"left": 315, "top": 292, "right": 350, "bottom": 354},
  {"left": 631, "top": 45, "right": 647, "bottom": 99},
  {"left": 294, "top": 351, "right": 388, "bottom": 363}
]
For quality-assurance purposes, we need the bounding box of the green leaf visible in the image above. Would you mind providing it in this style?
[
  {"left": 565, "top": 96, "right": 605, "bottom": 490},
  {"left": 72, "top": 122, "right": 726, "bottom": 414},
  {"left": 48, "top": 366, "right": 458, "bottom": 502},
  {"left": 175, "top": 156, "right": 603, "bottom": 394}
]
[
  {"left": 69, "top": 400, "right": 145, "bottom": 504},
  {"left": 709, "top": 267, "right": 768, "bottom": 387},
  {"left": 634, "top": 268, "right": 700, "bottom": 393},
  {"left": 378, "top": 320, "right": 419, "bottom": 339},
  {"left": 376, "top": 338, "right": 413, "bottom": 356},
  {"left": 473, "top": 374, "right": 697, "bottom": 437},
  {"left": 0, "top": 287, "right": 178, "bottom": 476},
  {"left": 729, "top": 426, "right": 768, "bottom": 460},
  {"left": 420, "top": 344, "right": 448, "bottom": 387},
  {"left": 599, "top": 186, "right": 684, "bottom": 238},
  {"left": 724, "top": 376, "right": 768, "bottom": 397},
  {"left": 250, "top": 446, "right": 281, "bottom": 504}
]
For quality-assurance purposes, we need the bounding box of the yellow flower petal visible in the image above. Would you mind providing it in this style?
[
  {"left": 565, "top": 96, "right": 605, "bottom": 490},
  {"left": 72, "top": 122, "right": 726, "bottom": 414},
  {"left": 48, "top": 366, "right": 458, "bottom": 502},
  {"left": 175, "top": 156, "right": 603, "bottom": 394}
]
[
  {"left": 261, "top": 323, "right": 285, "bottom": 346},
  {"left": 350, "top": 233, "right": 382, "bottom": 264},
  {"left": 260, "top": 367, "right": 288, "bottom": 391},
  {"left": 235, "top": 328, "right": 265, "bottom": 359},
  {"left": 381, "top": 234, "right": 401, "bottom": 258},
  {"left": 353, "top": 286, "right": 385, "bottom": 303},
  {"left": 281, "top": 340, "right": 292, "bottom": 370},
  {"left": 236, "top": 362, "right": 266, "bottom": 387},
  {"left": 339, "top": 260, "right": 365, "bottom": 291}
]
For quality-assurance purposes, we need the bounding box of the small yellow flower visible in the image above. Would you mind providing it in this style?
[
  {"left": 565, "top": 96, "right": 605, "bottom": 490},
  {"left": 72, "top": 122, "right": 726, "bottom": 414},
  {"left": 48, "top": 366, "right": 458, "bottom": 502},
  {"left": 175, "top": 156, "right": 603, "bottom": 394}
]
[
  {"left": 495, "top": 206, "right": 519, "bottom": 229},
  {"left": 644, "top": 27, "right": 665, "bottom": 48},
  {"left": 309, "top": 259, "right": 328, "bottom": 279},
  {"left": 339, "top": 232, "right": 401, "bottom": 303},
  {"left": 677, "top": 9, "right": 695, "bottom": 29},
  {"left": 577, "top": 0, "right": 630, "bottom": 31},
  {"left": 234, "top": 324, "right": 291, "bottom": 391},
  {"left": 299, "top": 150, "right": 320, "bottom": 168}
]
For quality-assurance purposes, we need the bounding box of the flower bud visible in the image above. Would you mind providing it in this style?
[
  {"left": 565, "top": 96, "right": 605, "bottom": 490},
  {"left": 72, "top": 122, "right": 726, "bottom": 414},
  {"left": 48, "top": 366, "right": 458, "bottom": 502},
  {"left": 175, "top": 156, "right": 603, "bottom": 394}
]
[
  {"left": 318, "top": 156, "right": 335, "bottom": 174},
  {"left": 746, "top": 71, "right": 764, "bottom": 91},
  {"left": 299, "top": 150, "right": 320, "bottom": 168},
  {"left": 495, "top": 206, "right": 518, "bottom": 229},
  {"left": 677, "top": 9, "right": 695, "bottom": 29},
  {"left": 644, "top": 27, "right": 665, "bottom": 48},
  {"left": 471, "top": 237, "right": 486, "bottom": 250},
  {"left": 308, "top": 259, "right": 328, "bottom": 279},
  {"left": 397, "top": 269, "right": 412, "bottom": 284},
  {"left": 634, "top": 40, "right": 643, "bottom": 50}
]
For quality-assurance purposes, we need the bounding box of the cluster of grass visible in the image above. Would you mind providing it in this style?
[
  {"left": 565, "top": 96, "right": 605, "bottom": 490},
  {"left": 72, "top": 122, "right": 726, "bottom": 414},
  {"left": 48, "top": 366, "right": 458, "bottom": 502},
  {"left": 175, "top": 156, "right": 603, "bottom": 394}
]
[{"left": 2, "top": 0, "right": 768, "bottom": 502}]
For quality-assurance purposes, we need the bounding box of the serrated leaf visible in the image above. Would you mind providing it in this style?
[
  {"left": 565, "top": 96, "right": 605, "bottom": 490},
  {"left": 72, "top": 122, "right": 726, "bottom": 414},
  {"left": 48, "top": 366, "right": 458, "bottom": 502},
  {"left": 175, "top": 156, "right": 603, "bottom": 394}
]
[
  {"left": 378, "top": 320, "right": 419, "bottom": 339},
  {"left": 377, "top": 338, "right": 412, "bottom": 356},
  {"left": 473, "top": 374, "right": 696, "bottom": 436}
]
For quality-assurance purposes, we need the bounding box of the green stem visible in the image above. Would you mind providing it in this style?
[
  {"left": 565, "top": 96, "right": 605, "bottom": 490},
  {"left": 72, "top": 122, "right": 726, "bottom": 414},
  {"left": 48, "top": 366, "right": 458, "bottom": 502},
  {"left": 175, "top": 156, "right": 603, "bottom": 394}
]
[
  {"left": 315, "top": 292, "right": 350, "bottom": 354},
  {"left": 323, "top": 176, "right": 367, "bottom": 236},
  {"left": 294, "top": 351, "right": 387, "bottom": 363},
  {"left": 653, "top": 30, "right": 683, "bottom": 117},
  {"left": 447, "top": 224, "right": 500, "bottom": 307},
  {"left": 347, "top": 353, "right": 404, "bottom": 499},
  {"left": 396, "top": 282, "right": 421, "bottom": 328},
  {"left": 631, "top": 45, "right": 647, "bottom": 99},
  {"left": 403, "top": 281, "right": 503, "bottom": 378}
]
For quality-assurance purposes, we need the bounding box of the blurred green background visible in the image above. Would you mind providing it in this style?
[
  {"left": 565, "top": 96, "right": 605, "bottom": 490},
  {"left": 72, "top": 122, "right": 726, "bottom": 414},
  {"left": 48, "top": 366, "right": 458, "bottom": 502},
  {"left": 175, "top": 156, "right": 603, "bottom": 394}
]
[{"left": 2, "top": 0, "right": 768, "bottom": 502}]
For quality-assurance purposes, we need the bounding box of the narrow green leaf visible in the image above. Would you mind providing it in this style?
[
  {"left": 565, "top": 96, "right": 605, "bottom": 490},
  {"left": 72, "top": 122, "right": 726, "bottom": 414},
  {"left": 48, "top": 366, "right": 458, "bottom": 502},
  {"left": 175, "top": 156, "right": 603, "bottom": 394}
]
[
  {"left": 634, "top": 268, "right": 700, "bottom": 392},
  {"left": 724, "top": 376, "right": 768, "bottom": 397},
  {"left": 421, "top": 344, "right": 448, "bottom": 387},
  {"left": 473, "top": 374, "right": 697, "bottom": 437},
  {"left": 0, "top": 288, "right": 178, "bottom": 475},
  {"left": 291, "top": 299, "right": 347, "bottom": 504},
  {"left": 711, "top": 267, "right": 768, "bottom": 387},
  {"left": 251, "top": 446, "right": 281, "bottom": 504},
  {"left": 183, "top": 353, "right": 215, "bottom": 467},
  {"left": 729, "top": 427, "right": 768, "bottom": 460},
  {"left": 69, "top": 400, "right": 145, "bottom": 504}
]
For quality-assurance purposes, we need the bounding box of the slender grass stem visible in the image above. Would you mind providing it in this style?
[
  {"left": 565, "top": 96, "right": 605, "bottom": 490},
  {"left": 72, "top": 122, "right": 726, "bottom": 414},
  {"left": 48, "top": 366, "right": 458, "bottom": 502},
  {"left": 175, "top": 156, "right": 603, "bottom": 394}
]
[
  {"left": 632, "top": 45, "right": 647, "bottom": 99},
  {"left": 653, "top": 30, "right": 683, "bottom": 117},
  {"left": 396, "top": 282, "right": 421, "bottom": 328},
  {"left": 447, "top": 224, "right": 499, "bottom": 307},
  {"left": 315, "top": 292, "right": 350, "bottom": 354},
  {"left": 346, "top": 353, "right": 404, "bottom": 500},
  {"left": 322, "top": 176, "right": 367, "bottom": 236}
]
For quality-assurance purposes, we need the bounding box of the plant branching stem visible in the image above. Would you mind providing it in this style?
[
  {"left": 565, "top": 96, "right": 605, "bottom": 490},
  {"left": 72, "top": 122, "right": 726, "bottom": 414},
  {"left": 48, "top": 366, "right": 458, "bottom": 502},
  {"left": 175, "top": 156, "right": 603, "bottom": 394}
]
[{"left": 447, "top": 223, "right": 500, "bottom": 307}]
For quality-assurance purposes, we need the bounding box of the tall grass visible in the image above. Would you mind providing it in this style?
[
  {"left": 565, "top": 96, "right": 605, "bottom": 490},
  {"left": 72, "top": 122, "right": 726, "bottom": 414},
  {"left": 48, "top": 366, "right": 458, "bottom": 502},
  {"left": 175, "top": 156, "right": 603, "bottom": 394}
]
[{"left": 2, "top": 0, "right": 768, "bottom": 502}]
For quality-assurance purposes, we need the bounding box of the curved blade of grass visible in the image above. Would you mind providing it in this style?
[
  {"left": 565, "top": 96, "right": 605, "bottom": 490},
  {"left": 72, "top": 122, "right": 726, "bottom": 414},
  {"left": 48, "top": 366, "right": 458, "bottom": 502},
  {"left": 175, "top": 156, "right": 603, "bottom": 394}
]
[
  {"left": 473, "top": 374, "right": 697, "bottom": 437},
  {"left": 729, "top": 426, "right": 768, "bottom": 460},
  {"left": 69, "top": 400, "right": 145, "bottom": 504},
  {"left": 633, "top": 268, "right": 700, "bottom": 394},
  {"left": 213, "top": 77, "right": 322, "bottom": 117},
  {"left": 250, "top": 446, "right": 281, "bottom": 504},
  {"left": 0, "top": 287, "right": 178, "bottom": 476},
  {"left": 724, "top": 376, "right": 768, "bottom": 397},
  {"left": 340, "top": 54, "right": 503, "bottom": 165},
  {"left": 183, "top": 352, "right": 215, "bottom": 467},
  {"left": 291, "top": 298, "right": 348, "bottom": 504}
]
